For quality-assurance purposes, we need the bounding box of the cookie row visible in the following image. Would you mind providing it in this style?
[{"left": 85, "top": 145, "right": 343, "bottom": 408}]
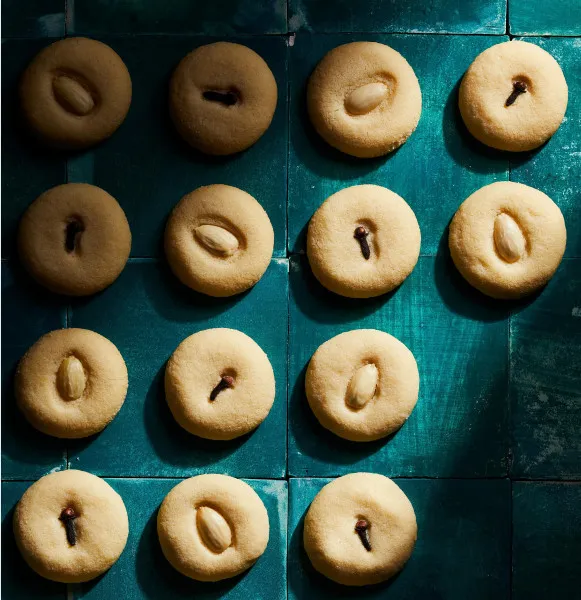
[
  {"left": 14, "top": 470, "right": 416, "bottom": 587},
  {"left": 20, "top": 38, "right": 567, "bottom": 156}
]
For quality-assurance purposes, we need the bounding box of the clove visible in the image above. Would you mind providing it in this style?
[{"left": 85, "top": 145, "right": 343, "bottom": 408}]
[
  {"left": 355, "top": 519, "right": 372, "bottom": 551},
  {"left": 209, "top": 375, "right": 234, "bottom": 401},
  {"left": 59, "top": 507, "right": 78, "bottom": 546},
  {"left": 354, "top": 226, "right": 371, "bottom": 260},
  {"left": 505, "top": 80, "right": 527, "bottom": 107}
]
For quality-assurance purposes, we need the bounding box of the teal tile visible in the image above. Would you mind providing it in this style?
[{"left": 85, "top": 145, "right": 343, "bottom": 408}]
[
  {"left": 509, "top": 0, "right": 581, "bottom": 35},
  {"left": 66, "top": 36, "right": 288, "bottom": 259},
  {"left": 510, "top": 38, "right": 581, "bottom": 258},
  {"left": 2, "top": 481, "right": 66, "bottom": 599},
  {"left": 70, "top": 478, "right": 287, "bottom": 600},
  {"left": 2, "top": 1, "right": 64, "bottom": 37},
  {"left": 1, "top": 263, "right": 67, "bottom": 480},
  {"left": 288, "top": 255, "right": 509, "bottom": 477},
  {"left": 513, "top": 482, "right": 581, "bottom": 599},
  {"left": 290, "top": 0, "right": 506, "bottom": 33},
  {"left": 2, "top": 40, "right": 66, "bottom": 258},
  {"left": 69, "top": 0, "right": 286, "bottom": 35},
  {"left": 289, "top": 478, "right": 511, "bottom": 599},
  {"left": 68, "top": 259, "right": 288, "bottom": 478},
  {"left": 511, "top": 260, "right": 581, "bottom": 479},
  {"left": 288, "top": 34, "right": 508, "bottom": 254}
]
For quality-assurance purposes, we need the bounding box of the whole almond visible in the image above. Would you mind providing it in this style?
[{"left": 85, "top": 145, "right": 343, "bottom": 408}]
[
  {"left": 194, "top": 224, "right": 239, "bottom": 257},
  {"left": 494, "top": 213, "right": 526, "bottom": 263},
  {"left": 57, "top": 356, "right": 86, "bottom": 400},
  {"left": 346, "top": 363, "right": 378, "bottom": 409},
  {"left": 345, "top": 82, "right": 389, "bottom": 115},
  {"left": 52, "top": 75, "right": 95, "bottom": 116},
  {"left": 196, "top": 506, "right": 232, "bottom": 553}
]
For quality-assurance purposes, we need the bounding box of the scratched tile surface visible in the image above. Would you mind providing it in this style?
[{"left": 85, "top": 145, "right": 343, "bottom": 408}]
[
  {"left": 289, "top": 478, "right": 511, "bottom": 599},
  {"left": 288, "top": 255, "right": 509, "bottom": 478},
  {"left": 289, "top": 0, "right": 506, "bottom": 33},
  {"left": 1, "top": 0, "right": 64, "bottom": 38},
  {"left": 513, "top": 482, "right": 581, "bottom": 599},
  {"left": 288, "top": 33, "right": 508, "bottom": 254},
  {"left": 509, "top": 0, "right": 581, "bottom": 36}
]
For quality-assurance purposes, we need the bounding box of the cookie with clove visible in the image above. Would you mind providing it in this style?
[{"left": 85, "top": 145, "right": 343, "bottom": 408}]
[
  {"left": 307, "top": 42, "right": 422, "bottom": 158},
  {"left": 307, "top": 184, "right": 421, "bottom": 298},
  {"left": 158, "top": 474, "right": 269, "bottom": 581},
  {"left": 165, "top": 328, "right": 276, "bottom": 440},
  {"left": 20, "top": 37, "right": 132, "bottom": 150},
  {"left": 306, "top": 329, "right": 419, "bottom": 442},
  {"left": 459, "top": 40, "right": 568, "bottom": 151},
  {"left": 18, "top": 183, "right": 131, "bottom": 296},
  {"left": 303, "top": 473, "right": 417, "bottom": 586},
  {"left": 170, "top": 42, "right": 278, "bottom": 155},
  {"left": 14, "top": 470, "right": 129, "bottom": 583},
  {"left": 16, "top": 328, "right": 128, "bottom": 438},
  {"left": 449, "top": 181, "right": 566, "bottom": 299},
  {"left": 164, "top": 184, "right": 274, "bottom": 297}
]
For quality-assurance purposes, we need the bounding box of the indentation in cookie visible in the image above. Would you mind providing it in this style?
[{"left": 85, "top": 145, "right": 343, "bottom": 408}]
[
  {"left": 64, "top": 217, "right": 85, "bottom": 253},
  {"left": 202, "top": 88, "right": 240, "bottom": 107},
  {"left": 57, "top": 355, "right": 87, "bottom": 401},
  {"left": 196, "top": 506, "right": 233, "bottom": 553},
  {"left": 493, "top": 213, "right": 526, "bottom": 263},
  {"left": 52, "top": 72, "right": 97, "bottom": 116},
  {"left": 194, "top": 224, "right": 240, "bottom": 257},
  {"left": 344, "top": 82, "right": 390, "bottom": 116},
  {"left": 345, "top": 363, "right": 378, "bottom": 410}
]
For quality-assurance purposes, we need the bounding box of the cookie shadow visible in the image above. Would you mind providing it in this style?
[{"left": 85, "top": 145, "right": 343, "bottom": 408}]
[
  {"left": 288, "top": 363, "right": 397, "bottom": 473},
  {"left": 289, "top": 254, "right": 396, "bottom": 325},
  {"left": 135, "top": 509, "right": 250, "bottom": 599},
  {"left": 433, "top": 225, "right": 540, "bottom": 322},
  {"left": 143, "top": 364, "right": 255, "bottom": 470},
  {"left": 288, "top": 506, "right": 403, "bottom": 599}
]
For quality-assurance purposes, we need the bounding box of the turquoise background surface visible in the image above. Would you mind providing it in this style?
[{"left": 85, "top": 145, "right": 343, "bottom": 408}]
[{"left": 2, "top": 0, "right": 580, "bottom": 598}]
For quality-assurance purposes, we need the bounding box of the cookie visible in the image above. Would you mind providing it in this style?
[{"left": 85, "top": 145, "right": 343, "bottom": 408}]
[
  {"left": 307, "top": 184, "right": 420, "bottom": 298},
  {"left": 449, "top": 181, "right": 566, "bottom": 299},
  {"left": 169, "top": 42, "right": 277, "bottom": 155},
  {"left": 304, "top": 473, "right": 417, "bottom": 586},
  {"left": 14, "top": 470, "right": 128, "bottom": 583},
  {"left": 158, "top": 474, "right": 269, "bottom": 581},
  {"left": 307, "top": 42, "right": 422, "bottom": 158},
  {"left": 306, "top": 330, "right": 419, "bottom": 442},
  {"left": 164, "top": 184, "right": 274, "bottom": 297},
  {"left": 20, "top": 37, "right": 132, "bottom": 150},
  {"left": 16, "top": 328, "right": 128, "bottom": 439},
  {"left": 165, "top": 328, "right": 275, "bottom": 440},
  {"left": 18, "top": 183, "right": 131, "bottom": 296},
  {"left": 459, "top": 40, "right": 568, "bottom": 152}
]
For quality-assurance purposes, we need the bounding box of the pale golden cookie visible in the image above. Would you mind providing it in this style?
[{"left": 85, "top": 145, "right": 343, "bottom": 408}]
[
  {"left": 16, "top": 328, "right": 128, "bottom": 439},
  {"left": 20, "top": 37, "right": 132, "bottom": 150},
  {"left": 449, "top": 181, "right": 566, "bottom": 299},
  {"left": 14, "top": 470, "right": 129, "bottom": 583},
  {"left": 170, "top": 42, "right": 277, "bottom": 155},
  {"left": 158, "top": 474, "right": 269, "bottom": 582},
  {"left": 165, "top": 328, "right": 275, "bottom": 440},
  {"left": 304, "top": 473, "right": 417, "bottom": 586},
  {"left": 307, "top": 185, "right": 420, "bottom": 298},
  {"left": 164, "top": 184, "right": 274, "bottom": 297},
  {"left": 306, "top": 330, "right": 419, "bottom": 442},
  {"left": 459, "top": 40, "right": 568, "bottom": 152},
  {"left": 18, "top": 183, "right": 131, "bottom": 296},
  {"left": 307, "top": 42, "right": 422, "bottom": 158}
]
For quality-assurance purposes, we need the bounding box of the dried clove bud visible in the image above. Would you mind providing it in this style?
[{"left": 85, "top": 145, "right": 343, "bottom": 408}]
[
  {"left": 505, "top": 80, "right": 527, "bottom": 107},
  {"left": 354, "top": 226, "right": 371, "bottom": 260},
  {"left": 59, "top": 507, "right": 78, "bottom": 546},
  {"left": 209, "top": 375, "right": 235, "bottom": 401},
  {"left": 355, "top": 519, "right": 371, "bottom": 551}
]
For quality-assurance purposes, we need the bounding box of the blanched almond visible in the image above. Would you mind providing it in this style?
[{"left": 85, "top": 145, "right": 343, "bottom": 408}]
[
  {"left": 196, "top": 506, "right": 232, "bottom": 553},
  {"left": 345, "top": 83, "right": 389, "bottom": 115},
  {"left": 195, "top": 225, "right": 239, "bottom": 257},
  {"left": 53, "top": 75, "right": 95, "bottom": 116},
  {"left": 494, "top": 213, "right": 526, "bottom": 263},
  {"left": 346, "top": 364, "right": 378, "bottom": 409},
  {"left": 57, "top": 356, "right": 86, "bottom": 400}
]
